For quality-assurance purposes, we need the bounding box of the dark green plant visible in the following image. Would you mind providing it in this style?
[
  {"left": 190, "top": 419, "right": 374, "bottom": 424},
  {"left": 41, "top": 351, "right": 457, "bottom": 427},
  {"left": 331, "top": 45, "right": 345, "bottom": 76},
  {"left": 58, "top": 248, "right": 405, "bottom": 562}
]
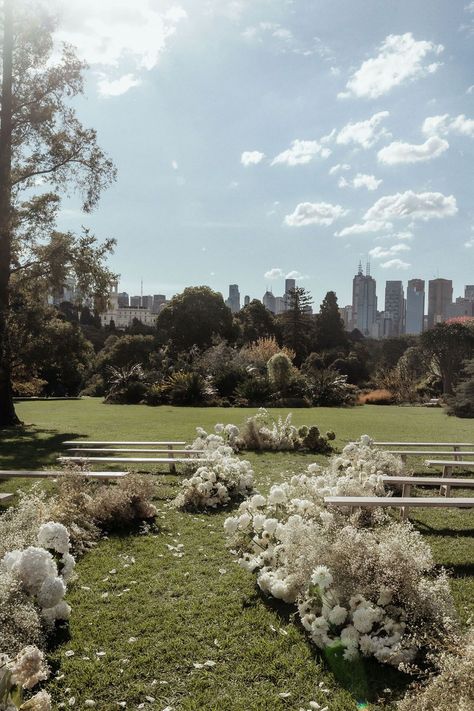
[
  {"left": 447, "top": 360, "right": 474, "bottom": 418},
  {"left": 159, "top": 371, "right": 214, "bottom": 406}
]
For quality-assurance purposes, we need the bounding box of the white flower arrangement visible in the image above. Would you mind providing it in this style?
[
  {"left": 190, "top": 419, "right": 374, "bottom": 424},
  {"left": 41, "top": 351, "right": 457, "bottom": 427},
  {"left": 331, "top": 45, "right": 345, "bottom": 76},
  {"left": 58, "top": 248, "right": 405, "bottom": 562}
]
[
  {"left": 0, "top": 645, "right": 50, "bottom": 710},
  {"left": 224, "top": 442, "right": 458, "bottom": 670},
  {"left": 37, "top": 522, "right": 70, "bottom": 555}
]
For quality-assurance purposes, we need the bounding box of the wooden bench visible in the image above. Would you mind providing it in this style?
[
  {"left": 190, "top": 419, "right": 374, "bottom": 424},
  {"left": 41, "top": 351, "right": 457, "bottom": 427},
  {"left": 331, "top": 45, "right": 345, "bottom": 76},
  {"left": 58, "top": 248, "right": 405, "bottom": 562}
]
[
  {"left": 381, "top": 475, "right": 474, "bottom": 496},
  {"left": 67, "top": 448, "right": 202, "bottom": 456},
  {"left": 373, "top": 441, "right": 474, "bottom": 455},
  {"left": 58, "top": 456, "right": 210, "bottom": 474},
  {"left": 0, "top": 492, "right": 14, "bottom": 504},
  {"left": 63, "top": 440, "right": 186, "bottom": 447},
  {"left": 385, "top": 450, "right": 474, "bottom": 463},
  {"left": 0, "top": 470, "right": 127, "bottom": 481},
  {"left": 324, "top": 495, "right": 474, "bottom": 520},
  {"left": 425, "top": 460, "right": 474, "bottom": 477}
]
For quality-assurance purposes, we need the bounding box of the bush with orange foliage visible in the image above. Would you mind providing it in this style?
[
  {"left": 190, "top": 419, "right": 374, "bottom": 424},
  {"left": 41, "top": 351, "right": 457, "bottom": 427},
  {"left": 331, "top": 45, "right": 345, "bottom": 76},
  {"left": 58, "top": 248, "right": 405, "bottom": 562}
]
[{"left": 238, "top": 337, "right": 295, "bottom": 371}]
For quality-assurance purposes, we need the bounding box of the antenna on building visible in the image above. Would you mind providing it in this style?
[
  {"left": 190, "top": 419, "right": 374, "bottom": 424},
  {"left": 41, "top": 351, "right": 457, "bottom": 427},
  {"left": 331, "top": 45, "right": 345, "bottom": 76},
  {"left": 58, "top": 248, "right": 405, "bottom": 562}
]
[
  {"left": 366, "top": 259, "right": 371, "bottom": 277},
  {"left": 358, "top": 260, "right": 363, "bottom": 276}
]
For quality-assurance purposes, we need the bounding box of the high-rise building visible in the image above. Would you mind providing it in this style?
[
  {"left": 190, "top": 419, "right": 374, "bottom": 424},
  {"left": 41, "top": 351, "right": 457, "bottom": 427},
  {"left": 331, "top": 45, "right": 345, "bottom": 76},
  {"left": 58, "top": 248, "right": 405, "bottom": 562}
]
[
  {"left": 130, "top": 295, "right": 141, "bottom": 308},
  {"left": 244, "top": 295, "right": 250, "bottom": 307},
  {"left": 225, "top": 284, "right": 241, "bottom": 313},
  {"left": 351, "top": 263, "right": 377, "bottom": 336},
  {"left": 428, "top": 278, "right": 453, "bottom": 328},
  {"left": 275, "top": 296, "right": 286, "bottom": 315},
  {"left": 284, "top": 278, "right": 296, "bottom": 311},
  {"left": 384, "top": 280, "right": 405, "bottom": 336},
  {"left": 465, "top": 285, "right": 474, "bottom": 301},
  {"left": 152, "top": 295, "right": 167, "bottom": 313},
  {"left": 141, "top": 295, "right": 153, "bottom": 309},
  {"left": 446, "top": 298, "right": 474, "bottom": 319},
  {"left": 117, "top": 292, "right": 129, "bottom": 308},
  {"left": 262, "top": 290, "right": 276, "bottom": 314},
  {"left": 405, "top": 279, "right": 425, "bottom": 335},
  {"left": 339, "top": 305, "right": 353, "bottom": 330}
]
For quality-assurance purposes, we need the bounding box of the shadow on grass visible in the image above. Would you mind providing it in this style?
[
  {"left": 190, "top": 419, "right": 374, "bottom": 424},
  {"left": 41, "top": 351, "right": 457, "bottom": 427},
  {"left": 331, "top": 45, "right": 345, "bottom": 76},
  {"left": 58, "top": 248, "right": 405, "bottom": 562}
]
[
  {"left": 414, "top": 521, "right": 474, "bottom": 537},
  {"left": 0, "top": 425, "right": 87, "bottom": 470}
]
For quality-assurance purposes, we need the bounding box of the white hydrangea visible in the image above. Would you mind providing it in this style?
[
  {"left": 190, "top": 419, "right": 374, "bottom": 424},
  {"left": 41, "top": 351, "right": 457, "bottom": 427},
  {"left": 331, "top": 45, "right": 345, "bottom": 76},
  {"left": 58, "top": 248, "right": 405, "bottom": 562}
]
[
  {"left": 9, "top": 645, "right": 49, "bottom": 690},
  {"left": 311, "top": 566, "right": 333, "bottom": 590},
  {"left": 19, "top": 689, "right": 52, "bottom": 710},
  {"left": 37, "top": 576, "right": 66, "bottom": 609},
  {"left": 37, "top": 521, "right": 70, "bottom": 554},
  {"left": 2, "top": 547, "right": 57, "bottom": 596},
  {"left": 268, "top": 486, "right": 287, "bottom": 505}
]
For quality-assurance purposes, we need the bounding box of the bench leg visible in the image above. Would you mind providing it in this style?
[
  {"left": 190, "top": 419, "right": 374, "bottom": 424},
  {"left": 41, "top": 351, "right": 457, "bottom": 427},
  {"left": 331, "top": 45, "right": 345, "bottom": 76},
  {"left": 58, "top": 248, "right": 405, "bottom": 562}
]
[
  {"left": 440, "top": 465, "right": 452, "bottom": 495},
  {"left": 400, "top": 506, "right": 408, "bottom": 521},
  {"left": 453, "top": 446, "right": 461, "bottom": 462},
  {"left": 169, "top": 462, "right": 176, "bottom": 474},
  {"left": 402, "top": 483, "right": 412, "bottom": 497}
]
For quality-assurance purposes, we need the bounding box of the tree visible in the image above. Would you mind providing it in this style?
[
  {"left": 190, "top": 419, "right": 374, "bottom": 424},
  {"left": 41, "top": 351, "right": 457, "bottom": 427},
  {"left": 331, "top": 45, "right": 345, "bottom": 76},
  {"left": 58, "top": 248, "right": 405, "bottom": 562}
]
[
  {"left": 280, "top": 287, "right": 313, "bottom": 365},
  {"left": 448, "top": 360, "right": 474, "bottom": 418},
  {"left": 313, "top": 291, "right": 348, "bottom": 351},
  {"left": 156, "top": 286, "right": 235, "bottom": 352},
  {"left": 236, "top": 299, "right": 275, "bottom": 344},
  {"left": 420, "top": 322, "right": 474, "bottom": 394},
  {"left": 0, "top": 2, "right": 116, "bottom": 425},
  {"left": 267, "top": 352, "right": 293, "bottom": 394}
]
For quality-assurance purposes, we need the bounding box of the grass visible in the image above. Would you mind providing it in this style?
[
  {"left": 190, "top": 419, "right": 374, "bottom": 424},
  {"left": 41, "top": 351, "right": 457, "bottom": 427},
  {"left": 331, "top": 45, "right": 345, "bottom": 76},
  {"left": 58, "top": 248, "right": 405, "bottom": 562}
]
[{"left": 1, "top": 399, "right": 473, "bottom": 710}]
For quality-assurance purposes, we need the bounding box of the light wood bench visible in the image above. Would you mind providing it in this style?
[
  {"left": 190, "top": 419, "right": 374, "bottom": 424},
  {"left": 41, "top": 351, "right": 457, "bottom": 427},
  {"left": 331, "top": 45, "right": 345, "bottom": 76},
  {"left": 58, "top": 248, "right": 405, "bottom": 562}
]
[
  {"left": 325, "top": 495, "right": 474, "bottom": 520},
  {"left": 385, "top": 450, "right": 474, "bottom": 463},
  {"left": 63, "top": 440, "right": 186, "bottom": 447},
  {"left": 381, "top": 475, "right": 474, "bottom": 496},
  {"left": 59, "top": 456, "right": 210, "bottom": 474},
  {"left": 373, "top": 442, "right": 474, "bottom": 458},
  {"left": 67, "top": 448, "right": 202, "bottom": 455},
  {"left": 0, "top": 470, "right": 127, "bottom": 481},
  {"left": 0, "top": 492, "right": 14, "bottom": 504},
  {"left": 425, "top": 460, "right": 474, "bottom": 477}
]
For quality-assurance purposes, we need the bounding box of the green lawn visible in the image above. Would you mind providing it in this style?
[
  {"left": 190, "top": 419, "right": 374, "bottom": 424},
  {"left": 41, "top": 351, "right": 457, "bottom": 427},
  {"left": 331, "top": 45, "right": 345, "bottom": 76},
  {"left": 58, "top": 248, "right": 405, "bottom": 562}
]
[{"left": 1, "top": 400, "right": 473, "bottom": 710}]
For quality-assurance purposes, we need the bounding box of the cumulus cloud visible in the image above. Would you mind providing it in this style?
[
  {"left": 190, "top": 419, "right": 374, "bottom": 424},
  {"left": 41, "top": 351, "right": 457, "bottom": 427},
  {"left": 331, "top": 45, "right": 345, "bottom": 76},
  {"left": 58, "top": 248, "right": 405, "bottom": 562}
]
[
  {"left": 264, "top": 268, "right": 284, "bottom": 279},
  {"left": 54, "top": 0, "right": 187, "bottom": 94},
  {"left": 339, "top": 173, "right": 382, "bottom": 191},
  {"left": 339, "top": 33, "right": 443, "bottom": 99},
  {"left": 96, "top": 73, "right": 141, "bottom": 97},
  {"left": 369, "top": 243, "right": 411, "bottom": 259},
  {"left": 241, "top": 150, "right": 265, "bottom": 166},
  {"left": 422, "top": 113, "right": 474, "bottom": 138},
  {"left": 285, "top": 201, "right": 346, "bottom": 227},
  {"left": 335, "top": 220, "right": 392, "bottom": 237},
  {"left": 271, "top": 139, "right": 331, "bottom": 166},
  {"left": 336, "top": 112, "right": 390, "bottom": 149},
  {"left": 380, "top": 258, "right": 411, "bottom": 269},
  {"left": 377, "top": 135, "right": 449, "bottom": 164},
  {"left": 329, "top": 163, "right": 351, "bottom": 175},
  {"left": 364, "top": 190, "right": 458, "bottom": 222},
  {"left": 464, "top": 236, "right": 474, "bottom": 248},
  {"left": 286, "top": 270, "right": 309, "bottom": 279}
]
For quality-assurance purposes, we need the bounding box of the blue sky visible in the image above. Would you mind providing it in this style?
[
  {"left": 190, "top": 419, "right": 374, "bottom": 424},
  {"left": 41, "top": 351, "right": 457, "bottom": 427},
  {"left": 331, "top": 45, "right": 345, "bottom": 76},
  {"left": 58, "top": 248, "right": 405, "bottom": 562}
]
[{"left": 53, "top": 0, "right": 474, "bottom": 308}]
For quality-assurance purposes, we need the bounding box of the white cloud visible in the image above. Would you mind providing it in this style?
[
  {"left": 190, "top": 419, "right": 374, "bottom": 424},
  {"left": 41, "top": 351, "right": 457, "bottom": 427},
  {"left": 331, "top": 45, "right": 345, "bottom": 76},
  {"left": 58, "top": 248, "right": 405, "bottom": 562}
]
[
  {"left": 271, "top": 139, "right": 331, "bottom": 166},
  {"left": 369, "top": 243, "right": 411, "bottom": 259},
  {"left": 241, "top": 150, "right": 265, "bottom": 166},
  {"left": 467, "top": 85, "right": 474, "bottom": 94},
  {"left": 340, "top": 33, "right": 443, "bottom": 99},
  {"left": 264, "top": 268, "right": 284, "bottom": 279},
  {"left": 97, "top": 73, "right": 141, "bottom": 97},
  {"left": 380, "top": 258, "right": 411, "bottom": 269},
  {"left": 465, "top": 236, "right": 474, "bottom": 248},
  {"left": 377, "top": 135, "right": 449, "bottom": 164},
  {"left": 376, "top": 230, "right": 414, "bottom": 242},
  {"left": 339, "top": 173, "right": 382, "bottom": 191},
  {"left": 171, "top": 160, "right": 179, "bottom": 170},
  {"left": 285, "top": 270, "right": 308, "bottom": 279},
  {"left": 329, "top": 163, "right": 351, "bottom": 175},
  {"left": 364, "top": 190, "right": 458, "bottom": 222},
  {"left": 336, "top": 112, "right": 390, "bottom": 149},
  {"left": 335, "top": 220, "right": 393, "bottom": 237},
  {"left": 285, "top": 201, "right": 346, "bottom": 227},
  {"left": 422, "top": 113, "right": 474, "bottom": 138},
  {"left": 55, "top": 1, "right": 187, "bottom": 93}
]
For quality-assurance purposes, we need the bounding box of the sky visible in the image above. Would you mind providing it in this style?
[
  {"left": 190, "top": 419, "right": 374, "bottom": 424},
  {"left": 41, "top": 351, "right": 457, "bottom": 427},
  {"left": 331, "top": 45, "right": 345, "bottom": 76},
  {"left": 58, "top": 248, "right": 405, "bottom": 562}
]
[{"left": 49, "top": 0, "right": 474, "bottom": 308}]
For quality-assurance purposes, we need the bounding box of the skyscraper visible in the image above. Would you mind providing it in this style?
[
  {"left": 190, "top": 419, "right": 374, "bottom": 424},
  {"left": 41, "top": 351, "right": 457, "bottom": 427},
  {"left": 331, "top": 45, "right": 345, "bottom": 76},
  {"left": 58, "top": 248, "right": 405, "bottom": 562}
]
[
  {"left": 117, "top": 292, "right": 129, "bottom": 308},
  {"left": 406, "top": 279, "right": 425, "bottom": 335},
  {"left": 262, "top": 290, "right": 276, "bottom": 313},
  {"left": 225, "top": 284, "right": 241, "bottom": 313},
  {"left": 283, "top": 278, "right": 296, "bottom": 311},
  {"left": 351, "top": 263, "right": 377, "bottom": 335},
  {"left": 244, "top": 295, "right": 250, "bottom": 307},
  {"left": 152, "top": 295, "right": 166, "bottom": 313},
  {"left": 428, "top": 278, "right": 453, "bottom": 328},
  {"left": 384, "top": 280, "right": 405, "bottom": 336},
  {"left": 465, "top": 285, "right": 474, "bottom": 301}
]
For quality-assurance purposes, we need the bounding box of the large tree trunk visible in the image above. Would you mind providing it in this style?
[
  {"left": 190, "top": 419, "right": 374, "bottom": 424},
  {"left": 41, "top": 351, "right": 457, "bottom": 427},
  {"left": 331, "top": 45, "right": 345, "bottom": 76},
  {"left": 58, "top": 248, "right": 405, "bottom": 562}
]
[{"left": 0, "top": 0, "right": 20, "bottom": 427}]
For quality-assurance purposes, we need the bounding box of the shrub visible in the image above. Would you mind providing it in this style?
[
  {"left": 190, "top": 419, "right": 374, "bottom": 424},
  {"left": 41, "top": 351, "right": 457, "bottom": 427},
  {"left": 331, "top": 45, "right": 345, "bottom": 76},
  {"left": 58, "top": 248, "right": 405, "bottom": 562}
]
[
  {"left": 358, "top": 389, "right": 395, "bottom": 405},
  {"left": 307, "top": 368, "right": 357, "bottom": 406},
  {"left": 234, "top": 374, "right": 272, "bottom": 406},
  {"left": 447, "top": 360, "right": 474, "bottom": 418},
  {"left": 104, "top": 364, "right": 147, "bottom": 404},
  {"left": 238, "top": 337, "right": 295, "bottom": 372},
  {"left": 267, "top": 352, "right": 294, "bottom": 393},
  {"left": 158, "top": 371, "right": 215, "bottom": 405},
  {"left": 0, "top": 572, "right": 43, "bottom": 656},
  {"left": 236, "top": 410, "right": 336, "bottom": 453}
]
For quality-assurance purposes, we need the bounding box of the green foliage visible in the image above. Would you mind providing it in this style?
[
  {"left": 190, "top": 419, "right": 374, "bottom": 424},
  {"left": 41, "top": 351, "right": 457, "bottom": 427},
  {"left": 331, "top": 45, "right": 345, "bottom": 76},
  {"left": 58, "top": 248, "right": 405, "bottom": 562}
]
[
  {"left": 280, "top": 287, "right": 314, "bottom": 365},
  {"left": 313, "top": 291, "right": 348, "bottom": 351},
  {"left": 298, "top": 425, "right": 333, "bottom": 453},
  {"left": 236, "top": 299, "right": 276, "bottom": 344},
  {"left": 95, "top": 335, "right": 158, "bottom": 377},
  {"left": 307, "top": 368, "right": 357, "bottom": 406},
  {"left": 447, "top": 360, "right": 474, "bottom": 418},
  {"left": 158, "top": 371, "right": 215, "bottom": 406},
  {"left": 234, "top": 374, "right": 272, "bottom": 406},
  {"left": 157, "top": 286, "right": 235, "bottom": 352},
  {"left": 267, "top": 352, "right": 293, "bottom": 393},
  {"left": 421, "top": 322, "right": 474, "bottom": 394},
  {"left": 105, "top": 364, "right": 147, "bottom": 404}
]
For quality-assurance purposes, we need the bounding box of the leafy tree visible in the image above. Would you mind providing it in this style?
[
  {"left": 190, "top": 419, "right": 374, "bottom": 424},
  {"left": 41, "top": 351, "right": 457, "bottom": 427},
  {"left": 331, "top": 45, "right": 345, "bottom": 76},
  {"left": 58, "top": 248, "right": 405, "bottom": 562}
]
[
  {"left": 267, "top": 352, "right": 293, "bottom": 393},
  {"left": 420, "top": 322, "right": 474, "bottom": 394},
  {"left": 313, "top": 291, "right": 348, "bottom": 351},
  {"left": 156, "top": 286, "right": 235, "bottom": 352},
  {"left": 448, "top": 360, "right": 474, "bottom": 418},
  {"left": 280, "top": 286, "right": 314, "bottom": 365},
  {"left": 95, "top": 335, "right": 158, "bottom": 378},
  {"left": 0, "top": 1, "right": 116, "bottom": 425},
  {"left": 380, "top": 336, "right": 417, "bottom": 370},
  {"left": 236, "top": 299, "right": 276, "bottom": 344}
]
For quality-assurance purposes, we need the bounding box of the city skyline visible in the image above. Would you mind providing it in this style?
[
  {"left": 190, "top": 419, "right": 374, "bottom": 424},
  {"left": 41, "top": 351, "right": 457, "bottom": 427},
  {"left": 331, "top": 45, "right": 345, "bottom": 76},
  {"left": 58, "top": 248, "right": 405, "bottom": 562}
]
[{"left": 51, "top": 0, "right": 474, "bottom": 307}]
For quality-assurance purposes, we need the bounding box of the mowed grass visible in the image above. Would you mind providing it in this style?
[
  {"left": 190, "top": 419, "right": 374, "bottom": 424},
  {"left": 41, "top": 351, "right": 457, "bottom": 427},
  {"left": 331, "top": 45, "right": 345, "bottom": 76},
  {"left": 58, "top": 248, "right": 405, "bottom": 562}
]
[{"left": 0, "top": 400, "right": 473, "bottom": 710}]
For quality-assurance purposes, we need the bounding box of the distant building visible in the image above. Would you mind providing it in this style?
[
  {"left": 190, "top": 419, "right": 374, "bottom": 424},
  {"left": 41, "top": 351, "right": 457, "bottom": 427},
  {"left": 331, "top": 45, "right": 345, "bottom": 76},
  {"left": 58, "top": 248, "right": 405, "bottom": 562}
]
[
  {"left": 351, "top": 263, "right": 377, "bottom": 336},
  {"left": 117, "top": 292, "right": 129, "bottom": 308},
  {"left": 263, "top": 290, "right": 276, "bottom": 314},
  {"left": 339, "top": 305, "right": 353, "bottom": 331},
  {"left": 384, "top": 280, "right": 405, "bottom": 336},
  {"left": 244, "top": 295, "right": 250, "bottom": 307},
  {"left": 465, "top": 285, "right": 474, "bottom": 301},
  {"left": 275, "top": 296, "right": 286, "bottom": 315},
  {"left": 51, "top": 276, "right": 76, "bottom": 306},
  {"left": 428, "top": 278, "right": 453, "bottom": 328},
  {"left": 152, "top": 295, "right": 167, "bottom": 314},
  {"left": 141, "top": 295, "right": 153, "bottom": 310},
  {"left": 284, "top": 278, "right": 296, "bottom": 311},
  {"left": 446, "top": 298, "right": 474, "bottom": 320},
  {"left": 372, "top": 311, "right": 393, "bottom": 339},
  {"left": 225, "top": 284, "right": 241, "bottom": 313},
  {"left": 130, "top": 295, "right": 141, "bottom": 308},
  {"left": 100, "top": 282, "right": 158, "bottom": 329},
  {"left": 405, "top": 279, "right": 425, "bottom": 335}
]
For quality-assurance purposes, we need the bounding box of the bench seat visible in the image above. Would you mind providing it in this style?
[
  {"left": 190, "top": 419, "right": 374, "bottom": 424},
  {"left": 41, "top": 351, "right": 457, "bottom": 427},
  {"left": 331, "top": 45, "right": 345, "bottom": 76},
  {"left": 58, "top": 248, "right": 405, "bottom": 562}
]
[
  {"left": 0, "top": 470, "right": 127, "bottom": 480},
  {"left": 67, "top": 448, "right": 203, "bottom": 454},
  {"left": 0, "top": 492, "right": 14, "bottom": 503},
  {"left": 373, "top": 441, "right": 474, "bottom": 448},
  {"left": 324, "top": 495, "right": 474, "bottom": 520},
  {"left": 58, "top": 456, "right": 210, "bottom": 473},
  {"left": 63, "top": 440, "right": 186, "bottom": 446}
]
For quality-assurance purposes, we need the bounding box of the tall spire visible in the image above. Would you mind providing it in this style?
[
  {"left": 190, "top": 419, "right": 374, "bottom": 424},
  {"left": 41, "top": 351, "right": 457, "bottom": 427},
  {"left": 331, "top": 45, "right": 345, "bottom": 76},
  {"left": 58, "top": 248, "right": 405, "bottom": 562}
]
[
  {"left": 366, "top": 259, "right": 371, "bottom": 277},
  {"left": 358, "top": 260, "right": 363, "bottom": 276}
]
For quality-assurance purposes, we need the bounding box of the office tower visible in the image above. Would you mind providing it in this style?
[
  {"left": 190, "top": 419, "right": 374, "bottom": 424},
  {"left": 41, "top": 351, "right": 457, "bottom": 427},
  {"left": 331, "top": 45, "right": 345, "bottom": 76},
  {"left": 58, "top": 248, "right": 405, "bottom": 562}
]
[
  {"left": 117, "top": 292, "right": 129, "bottom": 308},
  {"left": 225, "top": 284, "right": 241, "bottom": 313},
  {"left": 352, "top": 262, "right": 377, "bottom": 336},
  {"left": 428, "top": 278, "right": 453, "bottom": 328},
  {"left": 465, "top": 285, "right": 474, "bottom": 301},
  {"left": 141, "top": 295, "right": 153, "bottom": 310},
  {"left": 244, "top": 295, "right": 250, "bottom": 307},
  {"left": 275, "top": 296, "right": 286, "bottom": 314},
  {"left": 405, "top": 279, "right": 425, "bottom": 335},
  {"left": 284, "top": 278, "right": 296, "bottom": 311},
  {"left": 262, "top": 290, "right": 276, "bottom": 314},
  {"left": 130, "top": 295, "right": 141, "bottom": 308},
  {"left": 339, "top": 305, "right": 353, "bottom": 330},
  {"left": 384, "top": 280, "right": 405, "bottom": 336},
  {"left": 152, "top": 295, "right": 166, "bottom": 313},
  {"left": 447, "top": 298, "right": 474, "bottom": 319}
]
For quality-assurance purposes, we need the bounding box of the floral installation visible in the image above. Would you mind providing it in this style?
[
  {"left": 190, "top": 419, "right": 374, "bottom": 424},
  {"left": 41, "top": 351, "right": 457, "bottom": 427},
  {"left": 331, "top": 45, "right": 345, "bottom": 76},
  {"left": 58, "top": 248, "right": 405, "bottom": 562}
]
[
  {"left": 175, "top": 444, "right": 254, "bottom": 510},
  {"left": 224, "top": 441, "right": 458, "bottom": 671},
  {"left": 0, "top": 645, "right": 51, "bottom": 710}
]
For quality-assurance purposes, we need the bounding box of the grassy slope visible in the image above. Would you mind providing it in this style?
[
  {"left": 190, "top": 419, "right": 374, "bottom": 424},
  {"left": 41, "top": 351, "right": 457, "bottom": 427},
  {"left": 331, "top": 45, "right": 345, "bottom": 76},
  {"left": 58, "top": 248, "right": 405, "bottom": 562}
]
[{"left": 0, "top": 400, "right": 473, "bottom": 710}]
